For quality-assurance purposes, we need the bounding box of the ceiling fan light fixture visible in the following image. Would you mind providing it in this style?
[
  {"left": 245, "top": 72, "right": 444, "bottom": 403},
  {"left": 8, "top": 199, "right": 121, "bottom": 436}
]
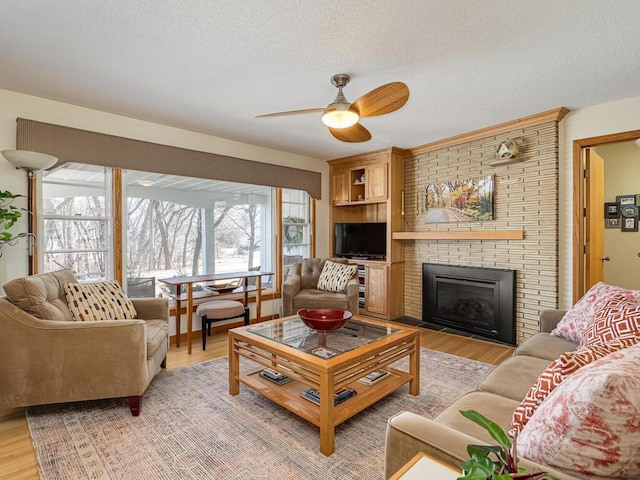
[{"left": 321, "top": 103, "right": 359, "bottom": 129}]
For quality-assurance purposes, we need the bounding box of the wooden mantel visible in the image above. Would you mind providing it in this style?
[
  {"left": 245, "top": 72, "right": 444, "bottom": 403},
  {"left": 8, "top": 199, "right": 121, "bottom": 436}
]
[{"left": 392, "top": 231, "right": 525, "bottom": 240}]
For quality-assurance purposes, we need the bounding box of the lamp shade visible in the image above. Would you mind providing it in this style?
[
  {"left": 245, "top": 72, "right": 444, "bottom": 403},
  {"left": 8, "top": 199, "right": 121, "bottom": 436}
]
[{"left": 1, "top": 150, "right": 58, "bottom": 172}]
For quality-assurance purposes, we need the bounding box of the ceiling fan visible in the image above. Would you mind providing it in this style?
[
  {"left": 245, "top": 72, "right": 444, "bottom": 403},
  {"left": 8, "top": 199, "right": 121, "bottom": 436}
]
[{"left": 256, "top": 74, "right": 409, "bottom": 143}]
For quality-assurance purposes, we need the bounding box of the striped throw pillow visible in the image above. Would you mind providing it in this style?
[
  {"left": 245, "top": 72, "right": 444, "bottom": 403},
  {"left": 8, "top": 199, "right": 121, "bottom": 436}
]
[
  {"left": 64, "top": 281, "right": 137, "bottom": 321},
  {"left": 316, "top": 261, "right": 357, "bottom": 293}
]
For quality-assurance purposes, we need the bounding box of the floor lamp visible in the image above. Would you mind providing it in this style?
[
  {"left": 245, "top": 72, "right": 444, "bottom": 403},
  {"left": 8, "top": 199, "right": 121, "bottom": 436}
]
[{"left": 1, "top": 150, "right": 58, "bottom": 275}]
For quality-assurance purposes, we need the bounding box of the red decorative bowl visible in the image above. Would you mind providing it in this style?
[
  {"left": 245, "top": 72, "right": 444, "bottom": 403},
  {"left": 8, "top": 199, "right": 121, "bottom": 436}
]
[{"left": 297, "top": 308, "right": 353, "bottom": 332}]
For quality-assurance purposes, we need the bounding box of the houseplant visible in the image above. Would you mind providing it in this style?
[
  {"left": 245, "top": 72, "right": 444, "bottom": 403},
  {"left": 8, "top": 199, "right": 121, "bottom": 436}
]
[
  {"left": 458, "top": 410, "right": 556, "bottom": 480},
  {"left": 0, "top": 190, "right": 28, "bottom": 249}
]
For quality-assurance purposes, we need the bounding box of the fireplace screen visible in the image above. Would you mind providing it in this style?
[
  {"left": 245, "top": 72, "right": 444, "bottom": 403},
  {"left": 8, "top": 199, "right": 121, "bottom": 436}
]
[
  {"left": 423, "top": 263, "right": 515, "bottom": 345},
  {"left": 435, "top": 278, "right": 496, "bottom": 330}
]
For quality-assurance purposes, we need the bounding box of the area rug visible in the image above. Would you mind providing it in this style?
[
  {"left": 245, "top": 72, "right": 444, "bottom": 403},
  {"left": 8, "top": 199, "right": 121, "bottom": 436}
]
[{"left": 27, "top": 349, "right": 494, "bottom": 480}]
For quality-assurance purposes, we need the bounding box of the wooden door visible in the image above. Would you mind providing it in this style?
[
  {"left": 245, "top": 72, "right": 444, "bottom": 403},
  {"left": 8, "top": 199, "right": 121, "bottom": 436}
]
[
  {"left": 585, "top": 149, "right": 605, "bottom": 290},
  {"left": 330, "top": 169, "right": 349, "bottom": 205},
  {"left": 365, "top": 163, "right": 388, "bottom": 201},
  {"left": 364, "top": 263, "right": 388, "bottom": 315}
]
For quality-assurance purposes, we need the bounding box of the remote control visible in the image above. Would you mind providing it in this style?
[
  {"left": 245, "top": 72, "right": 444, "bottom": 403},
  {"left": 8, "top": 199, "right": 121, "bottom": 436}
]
[{"left": 262, "top": 368, "right": 285, "bottom": 380}]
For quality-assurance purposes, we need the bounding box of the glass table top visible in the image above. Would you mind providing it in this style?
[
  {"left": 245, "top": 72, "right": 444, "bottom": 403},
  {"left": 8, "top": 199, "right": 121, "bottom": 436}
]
[{"left": 247, "top": 317, "right": 402, "bottom": 358}]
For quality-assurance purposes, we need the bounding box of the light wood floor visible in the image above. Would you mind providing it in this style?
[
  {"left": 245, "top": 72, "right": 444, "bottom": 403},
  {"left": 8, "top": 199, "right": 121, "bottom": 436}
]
[{"left": 0, "top": 327, "right": 513, "bottom": 480}]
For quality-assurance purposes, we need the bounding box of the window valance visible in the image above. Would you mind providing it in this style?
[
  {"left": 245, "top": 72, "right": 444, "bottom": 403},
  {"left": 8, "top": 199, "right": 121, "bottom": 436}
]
[{"left": 16, "top": 118, "right": 322, "bottom": 199}]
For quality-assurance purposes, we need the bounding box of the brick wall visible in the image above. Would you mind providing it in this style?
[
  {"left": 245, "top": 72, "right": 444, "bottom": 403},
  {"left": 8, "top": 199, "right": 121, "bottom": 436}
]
[{"left": 403, "top": 121, "right": 559, "bottom": 344}]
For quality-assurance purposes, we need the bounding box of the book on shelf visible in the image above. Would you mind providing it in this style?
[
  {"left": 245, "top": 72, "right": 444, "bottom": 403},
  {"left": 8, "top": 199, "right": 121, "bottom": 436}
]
[
  {"left": 357, "top": 369, "right": 390, "bottom": 385},
  {"left": 299, "top": 387, "right": 356, "bottom": 406}
]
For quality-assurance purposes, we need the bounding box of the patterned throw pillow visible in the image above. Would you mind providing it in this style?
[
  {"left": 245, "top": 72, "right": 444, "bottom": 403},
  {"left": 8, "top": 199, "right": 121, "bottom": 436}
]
[
  {"left": 509, "top": 335, "right": 640, "bottom": 438},
  {"left": 64, "top": 281, "right": 137, "bottom": 321},
  {"left": 518, "top": 344, "right": 640, "bottom": 479},
  {"left": 551, "top": 282, "right": 638, "bottom": 343},
  {"left": 581, "top": 294, "right": 640, "bottom": 346},
  {"left": 316, "top": 261, "right": 357, "bottom": 293}
]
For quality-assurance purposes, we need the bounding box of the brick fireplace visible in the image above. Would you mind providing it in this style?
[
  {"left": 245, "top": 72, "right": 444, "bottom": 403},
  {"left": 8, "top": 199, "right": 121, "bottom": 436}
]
[{"left": 402, "top": 118, "right": 561, "bottom": 345}]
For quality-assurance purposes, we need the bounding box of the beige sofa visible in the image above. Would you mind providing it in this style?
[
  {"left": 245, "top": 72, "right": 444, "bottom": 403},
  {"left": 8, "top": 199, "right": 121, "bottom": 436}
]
[
  {"left": 282, "top": 257, "right": 359, "bottom": 317},
  {"left": 0, "top": 269, "right": 169, "bottom": 416},
  {"left": 385, "top": 309, "right": 580, "bottom": 480}
]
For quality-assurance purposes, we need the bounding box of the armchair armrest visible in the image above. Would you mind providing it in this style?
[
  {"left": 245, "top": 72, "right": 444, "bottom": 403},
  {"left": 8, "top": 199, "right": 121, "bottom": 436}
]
[
  {"left": 282, "top": 273, "right": 301, "bottom": 317},
  {"left": 131, "top": 297, "right": 169, "bottom": 321},
  {"left": 345, "top": 277, "right": 360, "bottom": 314}
]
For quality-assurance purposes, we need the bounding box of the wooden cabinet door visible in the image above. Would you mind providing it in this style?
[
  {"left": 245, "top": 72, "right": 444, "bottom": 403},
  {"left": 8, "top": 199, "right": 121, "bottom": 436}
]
[
  {"left": 365, "top": 163, "right": 388, "bottom": 201},
  {"left": 331, "top": 169, "right": 349, "bottom": 205},
  {"left": 365, "top": 264, "right": 388, "bottom": 315}
]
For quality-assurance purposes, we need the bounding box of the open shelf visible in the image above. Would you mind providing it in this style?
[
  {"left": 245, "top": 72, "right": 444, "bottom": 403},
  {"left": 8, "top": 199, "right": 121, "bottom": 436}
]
[{"left": 238, "top": 366, "right": 412, "bottom": 427}]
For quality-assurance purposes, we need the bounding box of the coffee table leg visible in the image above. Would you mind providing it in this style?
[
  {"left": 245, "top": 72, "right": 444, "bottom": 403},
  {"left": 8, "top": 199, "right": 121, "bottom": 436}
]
[
  {"left": 408, "top": 335, "right": 420, "bottom": 396},
  {"left": 319, "top": 373, "right": 335, "bottom": 456},
  {"left": 228, "top": 334, "right": 240, "bottom": 395}
]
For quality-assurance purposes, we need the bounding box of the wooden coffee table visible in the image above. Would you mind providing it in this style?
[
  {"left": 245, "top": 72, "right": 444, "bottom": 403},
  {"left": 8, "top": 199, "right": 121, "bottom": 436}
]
[{"left": 228, "top": 314, "right": 420, "bottom": 455}]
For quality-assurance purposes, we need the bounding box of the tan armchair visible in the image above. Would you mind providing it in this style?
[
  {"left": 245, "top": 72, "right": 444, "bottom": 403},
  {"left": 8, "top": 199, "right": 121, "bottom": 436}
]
[
  {"left": 0, "top": 269, "right": 169, "bottom": 416},
  {"left": 282, "top": 258, "right": 359, "bottom": 317}
]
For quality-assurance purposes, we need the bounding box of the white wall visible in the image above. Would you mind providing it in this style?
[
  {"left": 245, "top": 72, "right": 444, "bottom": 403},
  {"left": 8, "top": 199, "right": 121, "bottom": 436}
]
[
  {"left": 559, "top": 95, "right": 640, "bottom": 308},
  {"left": 0, "top": 88, "right": 330, "bottom": 286}
]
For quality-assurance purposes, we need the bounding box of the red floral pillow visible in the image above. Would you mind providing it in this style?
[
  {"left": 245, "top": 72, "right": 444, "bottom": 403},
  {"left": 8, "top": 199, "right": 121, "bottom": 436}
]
[
  {"left": 581, "top": 295, "right": 640, "bottom": 346},
  {"left": 518, "top": 344, "right": 640, "bottom": 479},
  {"left": 551, "top": 282, "right": 637, "bottom": 343},
  {"left": 509, "top": 336, "right": 640, "bottom": 438}
]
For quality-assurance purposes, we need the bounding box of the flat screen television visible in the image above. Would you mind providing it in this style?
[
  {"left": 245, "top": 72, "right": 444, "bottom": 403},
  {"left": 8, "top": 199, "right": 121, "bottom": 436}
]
[{"left": 334, "top": 222, "right": 387, "bottom": 260}]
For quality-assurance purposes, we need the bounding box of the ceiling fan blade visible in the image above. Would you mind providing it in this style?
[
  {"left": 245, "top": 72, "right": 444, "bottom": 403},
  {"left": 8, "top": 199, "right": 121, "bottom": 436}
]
[
  {"left": 353, "top": 82, "right": 409, "bottom": 117},
  {"left": 255, "top": 107, "right": 325, "bottom": 118},
  {"left": 329, "top": 123, "right": 372, "bottom": 143}
]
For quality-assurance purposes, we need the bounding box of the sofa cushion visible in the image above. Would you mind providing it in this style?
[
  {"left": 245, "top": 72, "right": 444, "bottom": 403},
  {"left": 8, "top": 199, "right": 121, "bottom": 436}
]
[
  {"left": 510, "top": 336, "right": 640, "bottom": 437},
  {"left": 514, "top": 332, "right": 578, "bottom": 361},
  {"left": 581, "top": 294, "right": 640, "bottom": 346},
  {"left": 551, "top": 282, "right": 638, "bottom": 343},
  {"left": 477, "top": 355, "right": 551, "bottom": 401},
  {"left": 292, "top": 289, "right": 350, "bottom": 311},
  {"left": 317, "top": 260, "right": 357, "bottom": 293},
  {"left": 64, "top": 281, "right": 137, "bottom": 321},
  {"left": 518, "top": 344, "right": 640, "bottom": 479},
  {"left": 2, "top": 269, "right": 77, "bottom": 321},
  {"left": 434, "top": 391, "right": 520, "bottom": 445}
]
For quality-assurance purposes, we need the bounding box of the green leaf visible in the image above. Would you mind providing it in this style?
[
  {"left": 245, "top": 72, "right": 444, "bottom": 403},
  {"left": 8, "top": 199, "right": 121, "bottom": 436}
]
[
  {"left": 467, "top": 444, "right": 502, "bottom": 458},
  {"left": 460, "top": 410, "right": 512, "bottom": 449}
]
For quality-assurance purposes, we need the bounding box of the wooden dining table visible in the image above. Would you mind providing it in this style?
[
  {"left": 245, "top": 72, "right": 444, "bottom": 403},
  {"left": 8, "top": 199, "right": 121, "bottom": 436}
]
[{"left": 158, "top": 270, "right": 274, "bottom": 354}]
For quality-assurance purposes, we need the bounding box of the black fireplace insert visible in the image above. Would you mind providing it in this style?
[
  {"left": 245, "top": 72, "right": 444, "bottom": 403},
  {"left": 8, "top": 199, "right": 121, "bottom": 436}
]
[{"left": 422, "top": 263, "right": 516, "bottom": 345}]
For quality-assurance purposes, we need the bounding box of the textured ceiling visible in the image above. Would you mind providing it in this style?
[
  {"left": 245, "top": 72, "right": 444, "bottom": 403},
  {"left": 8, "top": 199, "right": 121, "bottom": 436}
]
[{"left": 1, "top": 1, "right": 640, "bottom": 160}]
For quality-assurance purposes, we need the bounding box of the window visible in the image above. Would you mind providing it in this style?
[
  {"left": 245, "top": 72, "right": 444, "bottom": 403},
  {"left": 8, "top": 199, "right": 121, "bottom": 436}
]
[
  {"left": 40, "top": 165, "right": 112, "bottom": 280},
  {"left": 282, "top": 189, "right": 311, "bottom": 274},
  {"left": 124, "top": 170, "right": 274, "bottom": 296},
  {"left": 38, "top": 165, "right": 312, "bottom": 297}
]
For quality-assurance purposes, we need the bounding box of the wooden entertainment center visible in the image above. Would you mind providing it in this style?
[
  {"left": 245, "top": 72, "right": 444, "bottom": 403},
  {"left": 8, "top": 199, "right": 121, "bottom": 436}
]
[{"left": 328, "top": 147, "right": 406, "bottom": 320}]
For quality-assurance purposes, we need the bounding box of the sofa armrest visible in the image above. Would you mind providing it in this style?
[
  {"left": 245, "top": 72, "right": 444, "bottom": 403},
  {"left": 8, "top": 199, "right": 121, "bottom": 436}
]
[
  {"left": 540, "top": 309, "right": 567, "bottom": 333},
  {"left": 282, "top": 273, "right": 301, "bottom": 316},
  {"left": 131, "top": 297, "right": 169, "bottom": 321},
  {"left": 385, "top": 412, "right": 577, "bottom": 480}
]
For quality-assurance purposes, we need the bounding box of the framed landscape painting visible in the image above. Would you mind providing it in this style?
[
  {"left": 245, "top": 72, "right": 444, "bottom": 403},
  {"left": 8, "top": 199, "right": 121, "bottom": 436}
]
[{"left": 424, "top": 175, "right": 494, "bottom": 223}]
